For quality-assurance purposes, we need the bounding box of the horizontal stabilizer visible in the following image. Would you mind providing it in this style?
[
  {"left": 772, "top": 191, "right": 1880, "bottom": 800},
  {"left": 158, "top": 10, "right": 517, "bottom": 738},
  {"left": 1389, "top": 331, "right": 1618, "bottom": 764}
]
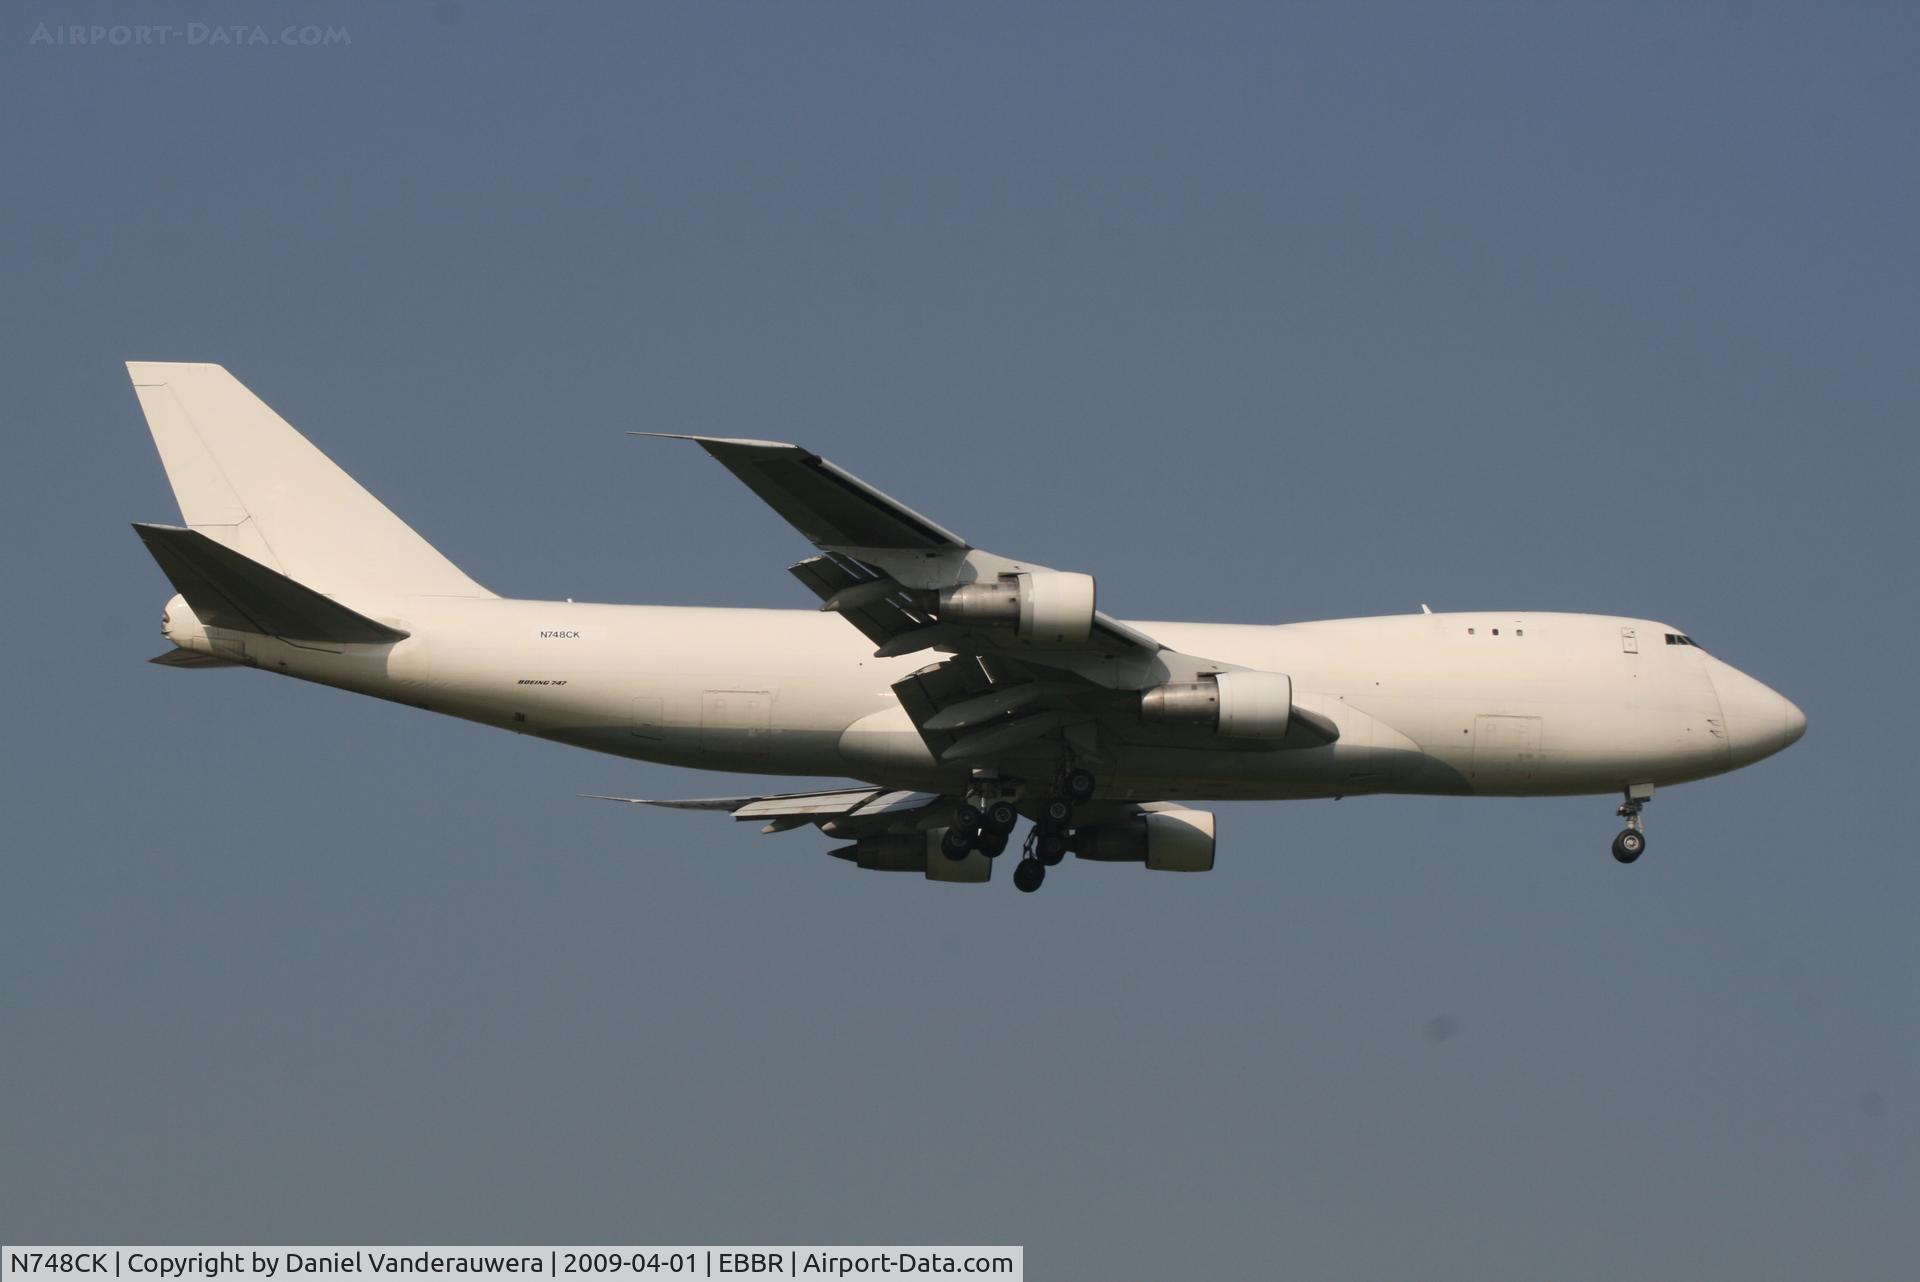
[
  {"left": 133, "top": 523, "right": 409, "bottom": 644},
  {"left": 583, "top": 794, "right": 765, "bottom": 812},
  {"left": 583, "top": 787, "right": 887, "bottom": 817},
  {"left": 586, "top": 786, "right": 943, "bottom": 836},
  {"left": 148, "top": 648, "right": 241, "bottom": 669}
]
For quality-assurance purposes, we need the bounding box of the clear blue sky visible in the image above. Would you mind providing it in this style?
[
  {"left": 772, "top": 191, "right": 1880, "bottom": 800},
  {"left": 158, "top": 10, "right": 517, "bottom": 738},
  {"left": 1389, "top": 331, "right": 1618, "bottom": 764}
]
[{"left": 3, "top": 3, "right": 1915, "bottom": 1277}]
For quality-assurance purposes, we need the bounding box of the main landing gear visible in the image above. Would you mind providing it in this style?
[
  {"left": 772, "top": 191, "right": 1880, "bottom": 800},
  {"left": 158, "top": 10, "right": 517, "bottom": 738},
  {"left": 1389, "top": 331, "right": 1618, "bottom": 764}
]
[
  {"left": 1007, "top": 822, "right": 1070, "bottom": 891},
  {"left": 1612, "top": 788, "right": 1651, "bottom": 864},
  {"left": 940, "top": 764, "right": 1100, "bottom": 890},
  {"left": 1011, "top": 766, "right": 1096, "bottom": 893},
  {"left": 942, "top": 789, "right": 1019, "bottom": 861}
]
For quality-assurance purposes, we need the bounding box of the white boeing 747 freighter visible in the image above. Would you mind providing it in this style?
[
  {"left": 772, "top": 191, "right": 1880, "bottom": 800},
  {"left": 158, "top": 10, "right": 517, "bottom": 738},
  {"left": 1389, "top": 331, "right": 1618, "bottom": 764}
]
[{"left": 130, "top": 362, "right": 1805, "bottom": 892}]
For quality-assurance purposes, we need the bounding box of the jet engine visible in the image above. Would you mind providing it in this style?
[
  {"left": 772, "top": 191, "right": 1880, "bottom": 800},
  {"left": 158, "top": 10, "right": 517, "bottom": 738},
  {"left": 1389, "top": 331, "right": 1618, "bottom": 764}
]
[
  {"left": 937, "top": 571, "right": 1096, "bottom": 644},
  {"left": 1071, "top": 807, "right": 1216, "bottom": 872},
  {"left": 1139, "top": 670, "right": 1293, "bottom": 738},
  {"left": 827, "top": 829, "right": 992, "bottom": 883}
]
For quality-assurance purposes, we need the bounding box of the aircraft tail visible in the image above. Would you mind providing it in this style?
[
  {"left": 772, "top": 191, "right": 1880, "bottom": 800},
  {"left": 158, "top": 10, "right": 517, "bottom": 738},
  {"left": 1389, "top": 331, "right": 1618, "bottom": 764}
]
[{"left": 126, "top": 362, "right": 494, "bottom": 601}]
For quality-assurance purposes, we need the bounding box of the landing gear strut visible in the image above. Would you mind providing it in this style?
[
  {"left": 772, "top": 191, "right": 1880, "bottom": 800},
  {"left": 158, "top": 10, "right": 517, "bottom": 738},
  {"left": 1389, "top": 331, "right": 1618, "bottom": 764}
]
[
  {"left": 1612, "top": 789, "right": 1650, "bottom": 864},
  {"left": 1010, "top": 823, "right": 1066, "bottom": 893},
  {"left": 1010, "top": 765, "right": 1098, "bottom": 891}
]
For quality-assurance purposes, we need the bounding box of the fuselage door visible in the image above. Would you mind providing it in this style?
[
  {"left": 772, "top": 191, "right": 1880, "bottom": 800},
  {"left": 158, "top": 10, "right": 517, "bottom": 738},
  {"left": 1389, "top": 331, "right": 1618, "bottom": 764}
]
[
  {"left": 630, "top": 696, "right": 664, "bottom": 740},
  {"left": 702, "top": 689, "right": 773, "bottom": 759},
  {"left": 1472, "top": 714, "right": 1542, "bottom": 788}
]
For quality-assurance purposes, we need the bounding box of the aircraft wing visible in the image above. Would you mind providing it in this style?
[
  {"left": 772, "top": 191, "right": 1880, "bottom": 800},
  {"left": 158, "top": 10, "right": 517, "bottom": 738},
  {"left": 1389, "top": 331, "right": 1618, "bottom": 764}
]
[
  {"left": 641, "top": 435, "right": 1337, "bottom": 766},
  {"left": 638, "top": 435, "right": 1189, "bottom": 677}
]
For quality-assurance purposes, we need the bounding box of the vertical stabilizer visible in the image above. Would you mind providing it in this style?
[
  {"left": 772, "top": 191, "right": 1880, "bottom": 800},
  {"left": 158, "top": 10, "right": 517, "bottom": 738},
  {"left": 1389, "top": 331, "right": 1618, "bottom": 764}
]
[{"left": 127, "top": 362, "right": 493, "bottom": 600}]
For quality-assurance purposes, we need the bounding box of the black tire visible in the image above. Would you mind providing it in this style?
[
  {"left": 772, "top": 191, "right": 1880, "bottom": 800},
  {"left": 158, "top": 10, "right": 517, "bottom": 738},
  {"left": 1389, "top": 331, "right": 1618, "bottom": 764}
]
[
  {"left": 954, "top": 802, "right": 982, "bottom": 832},
  {"left": 941, "top": 827, "right": 976, "bottom": 861},
  {"left": 977, "top": 831, "right": 1008, "bottom": 859},
  {"left": 985, "top": 801, "right": 1019, "bottom": 833},
  {"left": 1063, "top": 768, "right": 1096, "bottom": 804},
  {"left": 1036, "top": 830, "right": 1068, "bottom": 866},
  {"left": 1042, "top": 798, "right": 1073, "bottom": 826},
  {"left": 1012, "top": 859, "right": 1046, "bottom": 893},
  {"left": 1611, "top": 829, "right": 1645, "bottom": 864}
]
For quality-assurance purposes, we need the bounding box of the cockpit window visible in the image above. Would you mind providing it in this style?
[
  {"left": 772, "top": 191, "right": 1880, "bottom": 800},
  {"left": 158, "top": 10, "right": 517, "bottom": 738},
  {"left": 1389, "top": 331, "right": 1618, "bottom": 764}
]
[{"left": 1664, "top": 633, "right": 1698, "bottom": 647}]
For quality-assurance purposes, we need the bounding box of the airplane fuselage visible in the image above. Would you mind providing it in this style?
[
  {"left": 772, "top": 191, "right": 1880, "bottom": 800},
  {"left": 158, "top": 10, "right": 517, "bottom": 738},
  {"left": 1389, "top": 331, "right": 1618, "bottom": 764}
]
[{"left": 161, "top": 595, "right": 1802, "bottom": 802}]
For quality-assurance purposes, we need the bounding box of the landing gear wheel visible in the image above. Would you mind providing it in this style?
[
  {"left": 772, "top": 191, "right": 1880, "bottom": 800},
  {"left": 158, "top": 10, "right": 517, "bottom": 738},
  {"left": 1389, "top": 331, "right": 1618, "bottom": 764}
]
[
  {"left": 976, "top": 831, "right": 1008, "bottom": 859},
  {"left": 941, "top": 827, "right": 977, "bottom": 861},
  {"left": 1063, "top": 768, "right": 1096, "bottom": 804},
  {"left": 1612, "top": 789, "right": 1650, "bottom": 864},
  {"left": 1012, "top": 859, "right": 1046, "bottom": 893},
  {"left": 1041, "top": 798, "right": 1073, "bottom": 827},
  {"left": 984, "top": 800, "right": 1019, "bottom": 833},
  {"left": 954, "top": 802, "right": 982, "bottom": 831},
  {"left": 1035, "top": 829, "right": 1068, "bottom": 866}
]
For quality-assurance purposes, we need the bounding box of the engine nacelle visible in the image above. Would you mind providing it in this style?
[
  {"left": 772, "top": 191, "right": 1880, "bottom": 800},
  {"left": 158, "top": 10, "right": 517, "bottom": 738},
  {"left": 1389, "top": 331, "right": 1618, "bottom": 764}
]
[
  {"left": 826, "top": 830, "right": 991, "bottom": 883},
  {"left": 937, "top": 571, "right": 1096, "bottom": 644},
  {"left": 1071, "top": 807, "right": 1216, "bottom": 872},
  {"left": 1139, "top": 670, "right": 1293, "bottom": 738}
]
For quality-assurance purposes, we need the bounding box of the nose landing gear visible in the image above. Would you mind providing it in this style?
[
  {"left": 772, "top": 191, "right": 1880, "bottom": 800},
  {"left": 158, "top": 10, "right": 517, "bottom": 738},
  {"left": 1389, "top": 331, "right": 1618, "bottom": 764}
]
[
  {"left": 1611, "top": 827, "right": 1646, "bottom": 863},
  {"left": 1611, "top": 787, "right": 1652, "bottom": 864}
]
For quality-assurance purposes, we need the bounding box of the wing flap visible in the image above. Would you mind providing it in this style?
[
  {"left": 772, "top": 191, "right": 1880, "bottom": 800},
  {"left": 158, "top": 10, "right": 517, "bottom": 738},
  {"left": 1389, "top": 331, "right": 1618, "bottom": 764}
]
[
  {"left": 789, "top": 553, "right": 932, "bottom": 648},
  {"left": 922, "top": 681, "right": 1073, "bottom": 731},
  {"left": 733, "top": 788, "right": 885, "bottom": 819},
  {"left": 940, "top": 710, "right": 1077, "bottom": 762}
]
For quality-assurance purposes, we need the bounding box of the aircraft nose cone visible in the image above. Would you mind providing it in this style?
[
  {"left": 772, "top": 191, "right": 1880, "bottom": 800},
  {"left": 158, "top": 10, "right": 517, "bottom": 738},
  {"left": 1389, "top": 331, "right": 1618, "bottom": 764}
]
[
  {"left": 1783, "top": 696, "right": 1808, "bottom": 746},
  {"left": 1707, "top": 656, "right": 1806, "bottom": 765}
]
